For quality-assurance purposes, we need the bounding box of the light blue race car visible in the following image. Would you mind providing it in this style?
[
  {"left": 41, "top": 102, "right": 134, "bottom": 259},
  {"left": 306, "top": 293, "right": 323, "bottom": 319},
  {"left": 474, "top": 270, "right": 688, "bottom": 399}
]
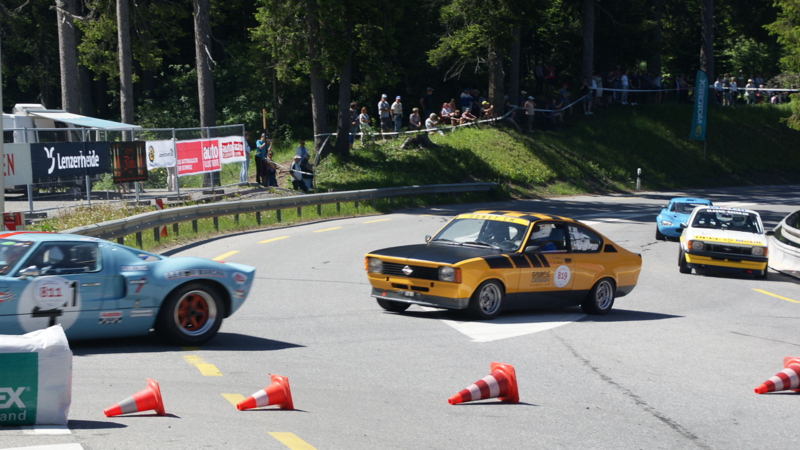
[
  {"left": 0, "top": 232, "right": 255, "bottom": 345},
  {"left": 655, "top": 197, "right": 713, "bottom": 240}
]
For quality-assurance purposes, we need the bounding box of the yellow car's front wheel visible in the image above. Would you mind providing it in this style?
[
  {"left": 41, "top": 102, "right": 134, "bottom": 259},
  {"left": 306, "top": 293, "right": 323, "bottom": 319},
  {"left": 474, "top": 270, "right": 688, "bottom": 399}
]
[
  {"left": 468, "top": 280, "right": 504, "bottom": 320},
  {"left": 377, "top": 299, "right": 410, "bottom": 312}
]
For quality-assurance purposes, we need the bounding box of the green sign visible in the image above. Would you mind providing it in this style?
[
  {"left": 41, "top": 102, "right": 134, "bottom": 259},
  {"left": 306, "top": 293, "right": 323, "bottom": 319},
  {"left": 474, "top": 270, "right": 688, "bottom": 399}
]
[
  {"left": 0, "top": 353, "right": 38, "bottom": 426},
  {"left": 690, "top": 70, "right": 709, "bottom": 141}
]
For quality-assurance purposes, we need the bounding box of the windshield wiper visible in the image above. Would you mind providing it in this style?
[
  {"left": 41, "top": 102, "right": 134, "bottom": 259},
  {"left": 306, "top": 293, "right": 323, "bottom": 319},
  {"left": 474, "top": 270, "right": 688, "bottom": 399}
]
[
  {"left": 431, "top": 238, "right": 462, "bottom": 245},
  {"left": 463, "top": 241, "right": 500, "bottom": 249}
]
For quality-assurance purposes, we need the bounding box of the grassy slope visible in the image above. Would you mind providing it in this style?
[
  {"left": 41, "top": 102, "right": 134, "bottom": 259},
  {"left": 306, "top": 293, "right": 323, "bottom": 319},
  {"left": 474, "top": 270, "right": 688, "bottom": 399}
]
[{"left": 314, "top": 102, "right": 800, "bottom": 197}]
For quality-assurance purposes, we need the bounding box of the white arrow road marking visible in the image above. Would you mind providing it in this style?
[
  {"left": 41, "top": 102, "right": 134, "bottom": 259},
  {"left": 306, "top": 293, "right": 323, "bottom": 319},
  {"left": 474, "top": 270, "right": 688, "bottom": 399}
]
[
  {"left": 3, "top": 444, "right": 82, "bottom": 450},
  {"left": 421, "top": 307, "right": 586, "bottom": 342},
  {"left": 20, "top": 426, "right": 72, "bottom": 435}
]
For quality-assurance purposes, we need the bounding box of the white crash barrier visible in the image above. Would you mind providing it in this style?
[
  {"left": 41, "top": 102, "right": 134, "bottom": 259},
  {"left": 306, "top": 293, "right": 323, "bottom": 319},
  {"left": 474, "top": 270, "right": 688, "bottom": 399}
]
[
  {"left": 768, "top": 210, "right": 800, "bottom": 278},
  {"left": 0, "top": 325, "right": 72, "bottom": 426}
]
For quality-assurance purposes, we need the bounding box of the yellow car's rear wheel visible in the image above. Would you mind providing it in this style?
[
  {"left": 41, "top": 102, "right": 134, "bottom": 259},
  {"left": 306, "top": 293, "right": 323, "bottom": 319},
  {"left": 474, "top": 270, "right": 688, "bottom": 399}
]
[{"left": 581, "top": 278, "right": 615, "bottom": 315}]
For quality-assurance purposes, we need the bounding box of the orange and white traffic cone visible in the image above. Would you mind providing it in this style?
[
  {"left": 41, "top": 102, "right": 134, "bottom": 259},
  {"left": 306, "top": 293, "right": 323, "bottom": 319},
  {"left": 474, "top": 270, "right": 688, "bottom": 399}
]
[
  {"left": 104, "top": 379, "right": 166, "bottom": 417},
  {"left": 448, "top": 362, "right": 519, "bottom": 405},
  {"left": 155, "top": 199, "right": 167, "bottom": 238},
  {"left": 236, "top": 374, "right": 294, "bottom": 411},
  {"left": 754, "top": 357, "right": 800, "bottom": 394}
]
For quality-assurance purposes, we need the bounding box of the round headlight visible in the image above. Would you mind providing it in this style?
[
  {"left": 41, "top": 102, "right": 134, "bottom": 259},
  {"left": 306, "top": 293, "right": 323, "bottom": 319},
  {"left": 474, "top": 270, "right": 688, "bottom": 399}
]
[
  {"left": 367, "top": 257, "right": 383, "bottom": 273},
  {"left": 752, "top": 246, "right": 765, "bottom": 256},
  {"left": 439, "top": 266, "right": 456, "bottom": 282},
  {"left": 691, "top": 240, "right": 704, "bottom": 250},
  {"left": 660, "top": 220, "right": 673, "bottom": 226}
]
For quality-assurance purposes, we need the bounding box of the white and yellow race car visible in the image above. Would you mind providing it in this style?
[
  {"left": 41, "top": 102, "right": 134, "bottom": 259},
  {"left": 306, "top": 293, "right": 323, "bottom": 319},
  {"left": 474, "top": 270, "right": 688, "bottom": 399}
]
[{"left": 678, "top": 206, "right": 772, "bottom": 278}]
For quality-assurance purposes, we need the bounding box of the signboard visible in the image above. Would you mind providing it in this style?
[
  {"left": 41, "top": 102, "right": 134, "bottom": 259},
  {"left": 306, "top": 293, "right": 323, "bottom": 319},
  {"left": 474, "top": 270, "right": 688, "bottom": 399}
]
[
  {"left": 3, "top": 143, "right": 33, "bottom": 186},
  {"left": 176, "top": 139, "right": 221, "bottom": 177},
  {"left": 218, "top": 136, "right": 246, "bottom": 165},
  {"left": 30, "top": 143, "right": 111, "bottom": 179},
  {"left": 690, "top": 69, "right": 709, "bottom": 141},
  {"left": 145, "top": 140, "right": 176, "bottom": 170},
  {"left": 110, "top": 141, "right": 148, "bottom": 183}
]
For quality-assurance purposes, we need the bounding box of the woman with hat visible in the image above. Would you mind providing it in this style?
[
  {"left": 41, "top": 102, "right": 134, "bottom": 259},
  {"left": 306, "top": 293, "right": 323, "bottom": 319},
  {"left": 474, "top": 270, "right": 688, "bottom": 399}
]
[{"left": 745, "top": 79, "right": 757, "bottom": 105}]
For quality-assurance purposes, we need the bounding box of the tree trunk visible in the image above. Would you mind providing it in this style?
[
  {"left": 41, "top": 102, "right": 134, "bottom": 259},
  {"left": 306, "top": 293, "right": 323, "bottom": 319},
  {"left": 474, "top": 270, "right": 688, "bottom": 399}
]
[
  {"left": 508, "top": 27, "right": 521, "bottom": 107},
  {"left": 272, "top": 68, "right": 279, "bottom": 127},
  {"left": 306, "top": 0, "right": 329, "bottom": 156},
  {"left": 334, "top": 51, "right": 352, "bottom": 158},
  {"left": 647, "top": 0, "right": 663, "bottom": 76},
  {"left": 56, "top": 0, "right": 80, "bottom": 113},
  {"left": 118, "top": 0, "right": 134, "bottom": 139},
  {"left": 488, "top": 41, "right": 505, "bottom": 116},
  {"left": 193, "top": 0, "right": 217, "bottom": 186},
  {"left": 700, "top": 0, "right": 714, "bottom": 82},
  {"left": 582, "top": 0, "right": 595, "bottom": 80}
]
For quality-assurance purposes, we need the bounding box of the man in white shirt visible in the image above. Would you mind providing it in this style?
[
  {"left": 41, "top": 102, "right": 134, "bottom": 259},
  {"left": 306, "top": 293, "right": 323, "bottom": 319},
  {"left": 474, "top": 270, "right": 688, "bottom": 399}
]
[
  {"left": 730, "top": 79, "right": 738, "bottom": 106},
  {"left": 378, "top": 94, "right": 391, "bottom": 141},
  {"left": 240, "top": 130, "right": 251, "bottom": 183},
  {"left": 290, "top": 155, "right": 308, "bottom": 193},
  {"left": 621, "top": 71, "right": 630, "bottom": 105},
  {"left": 425, "top": 113, "right": 440, "bottom": 135},
  {"left": 523, "top": 96, "right": 536, "bottom": 133},
  {"left": 714, "top": 77, "right": 723, "bottom": 105},
  {"left": 391, "top": 96, "right": 403, "bottom": 135}
]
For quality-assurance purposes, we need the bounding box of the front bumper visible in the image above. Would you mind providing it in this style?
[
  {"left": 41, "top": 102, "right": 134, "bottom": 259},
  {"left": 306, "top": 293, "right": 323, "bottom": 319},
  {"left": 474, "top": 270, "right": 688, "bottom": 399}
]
[
  {"left": 371, "top": 288, "right": 469, "bottom": 309},
  {"left": 658, "top": 224, "right": 683, "bottom": 238},
  {"left": 685, "top": 250, "right": 767, "bottom": 273}
]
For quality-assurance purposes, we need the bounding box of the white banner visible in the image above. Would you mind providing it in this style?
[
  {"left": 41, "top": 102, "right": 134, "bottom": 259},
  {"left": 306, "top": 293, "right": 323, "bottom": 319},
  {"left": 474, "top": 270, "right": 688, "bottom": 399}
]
[
  {"left": 4, "top": 143, "right": 33, "bottom": 186},
  {"left": 218, "top": 136, "right": 246, "bottom": 165},
  {"left": 145, "top": 140, "right": 177, "bottom": 171}
]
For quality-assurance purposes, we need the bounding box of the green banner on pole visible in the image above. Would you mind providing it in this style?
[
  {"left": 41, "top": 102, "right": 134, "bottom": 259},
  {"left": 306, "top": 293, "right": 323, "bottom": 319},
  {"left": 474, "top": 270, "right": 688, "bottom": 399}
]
[{"left": 690, "top": 70, "right": 709, "bottom": 141}]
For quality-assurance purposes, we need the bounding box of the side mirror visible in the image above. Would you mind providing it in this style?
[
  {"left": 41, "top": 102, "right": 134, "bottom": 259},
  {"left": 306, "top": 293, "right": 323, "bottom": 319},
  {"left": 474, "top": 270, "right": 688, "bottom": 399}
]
[
  {"left": 679, "top": 222, "right": 688, "bottom": 229},
  {"left": 524, "top": 245, "right": 541, "bottom": 253},
  {"left": 766, "top": 230, "right": 775, "bottom": 236},
  {"left": 19, "top": 266, "right": 41, "bottom": 279},
  {"left": 425, "top": 235, "right": 432, "bottom": 243}
]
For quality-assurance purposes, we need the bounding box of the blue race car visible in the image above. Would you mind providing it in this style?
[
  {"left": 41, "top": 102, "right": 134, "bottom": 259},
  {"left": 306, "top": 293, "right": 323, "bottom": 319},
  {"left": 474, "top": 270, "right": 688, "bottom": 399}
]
[
  {"left": 655, "top": 197, "right": 713, "bottom": 240},
  {"left": 0, "top": 232, "right": 255, "bottom": 345}
]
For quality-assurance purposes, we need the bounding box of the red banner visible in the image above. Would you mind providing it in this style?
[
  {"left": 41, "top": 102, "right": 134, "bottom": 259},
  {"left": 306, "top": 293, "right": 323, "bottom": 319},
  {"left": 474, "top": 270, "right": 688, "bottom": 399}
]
[{"left": 176, "top": 139, "right": 221, "bottom": 176}]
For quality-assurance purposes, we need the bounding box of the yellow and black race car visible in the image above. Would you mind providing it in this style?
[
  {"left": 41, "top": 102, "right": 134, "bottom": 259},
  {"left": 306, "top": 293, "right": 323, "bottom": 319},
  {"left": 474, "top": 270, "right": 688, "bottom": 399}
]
[{"left": 364, "top": 211, "right": 642, "bottom": 319}]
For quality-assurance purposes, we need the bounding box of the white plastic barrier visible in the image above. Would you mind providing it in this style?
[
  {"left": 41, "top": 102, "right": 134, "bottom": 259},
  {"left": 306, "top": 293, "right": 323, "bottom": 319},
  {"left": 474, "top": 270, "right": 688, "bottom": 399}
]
[
  {"left": 769, "top": 210, "right": 800, "bottom": 278},
  {"left": 0, "top": 325, "right": 72, "bottom": 426}
]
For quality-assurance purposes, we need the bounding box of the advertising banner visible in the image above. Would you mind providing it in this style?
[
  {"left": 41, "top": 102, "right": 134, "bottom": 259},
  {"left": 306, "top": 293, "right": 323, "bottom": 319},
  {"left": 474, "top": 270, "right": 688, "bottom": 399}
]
[
  {"left": 110, "top": 141, "right": 148, "bottom": 183},
  {"left": 3, "top": 143, "right": 33, "bottom": 186},
  {"left": 30, "top": 143, "right": 111, "bottom": 179},
  {"left": 176, "top": 139, "right": 221, "bottom": 177},
  {"left": 690, "top": 69, "right": 709, "bottom": 142},
  {"left": 145, "top": 140, "right": 177, "bottom": 170},
  {"left": 218, "top": 136, "right": 246, "bottom": 165}
]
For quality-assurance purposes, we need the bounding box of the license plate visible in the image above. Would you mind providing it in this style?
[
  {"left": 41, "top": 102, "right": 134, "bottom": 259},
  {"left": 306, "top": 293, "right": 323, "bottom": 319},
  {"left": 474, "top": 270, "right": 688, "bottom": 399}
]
[{"left": 403, "top": 291, "right": 415, "bottom": 298}]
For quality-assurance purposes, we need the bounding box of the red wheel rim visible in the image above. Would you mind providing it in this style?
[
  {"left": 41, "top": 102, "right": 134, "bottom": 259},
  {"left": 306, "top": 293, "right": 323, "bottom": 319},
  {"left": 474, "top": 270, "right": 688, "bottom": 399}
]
[{"left": 173, "top": 290, "right": 217, "bottom": 336}]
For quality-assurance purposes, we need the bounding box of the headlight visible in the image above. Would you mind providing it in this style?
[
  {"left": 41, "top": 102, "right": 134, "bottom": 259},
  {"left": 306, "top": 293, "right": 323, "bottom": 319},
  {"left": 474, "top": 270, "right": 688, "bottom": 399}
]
[
  {"left": 438, "top": 266, "right": 462, "bottom": 283},
  {"left": 660, "top": 220, "right": 673, "bottom": 226},
  {"left": 752, "top": 246, "right": 765, "bottom": 256},
  {"left": 366, "top": 257, "right": 383, "bottom": 273},
  {"left": 691, "top": 240, "right": 704, "bottom": 250}
]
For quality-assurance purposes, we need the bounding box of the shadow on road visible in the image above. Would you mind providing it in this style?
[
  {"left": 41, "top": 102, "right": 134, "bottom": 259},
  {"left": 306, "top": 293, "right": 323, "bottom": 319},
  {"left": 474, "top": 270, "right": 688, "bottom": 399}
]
[
  {"left": 68, "top": 420, "right": 128, "bottom": 430},
  {"left": 578, "top": 309, "right": 682, "bottom": 322},
  {"left": 72, "top": 332, "right": 303, "bottom": 356}
]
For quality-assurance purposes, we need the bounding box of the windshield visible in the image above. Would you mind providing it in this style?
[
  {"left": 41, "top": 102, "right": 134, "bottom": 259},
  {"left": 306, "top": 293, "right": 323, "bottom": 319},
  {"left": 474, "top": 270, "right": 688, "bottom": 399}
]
[
  {"left": 675, "top": 202, "right": 708, "bottom": 214},
  {"left": 691, "top": 209, "right": 763, "bottom": 233},
  {"left": 433, "top": 217, "right": 529, "bottom": 251},
  {"left": 0, "top": 240, "right": 33, "bottom": 275}
]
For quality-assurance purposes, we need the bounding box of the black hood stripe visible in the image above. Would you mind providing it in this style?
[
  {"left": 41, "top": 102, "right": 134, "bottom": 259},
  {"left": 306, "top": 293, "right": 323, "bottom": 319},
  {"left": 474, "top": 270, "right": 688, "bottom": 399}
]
[
  {"left": 509, "top": 255, "right": 531, "bottom": 268},
  {"left": 534, "top": 254, "right": 550, "bottom": 267},
  {"left": 525, "top": 255, "right": 541, "bottom": 268}
]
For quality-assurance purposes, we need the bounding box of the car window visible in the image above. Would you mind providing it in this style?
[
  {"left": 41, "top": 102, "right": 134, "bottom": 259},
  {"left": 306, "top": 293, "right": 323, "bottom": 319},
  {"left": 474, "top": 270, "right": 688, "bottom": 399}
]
[
  {"left": 527, "top": 223, "right": 568, "bottom": 252},
  {"left": 0, "top": 240, "right": 33, "bottom": 275},
  {"left": 434, "top": 218, "right": 527, "bottom": 250},
  {"left": 691, "top": 209, "right": 762, "bottom": 233},
  {"left": 676, "top": 203, "right": 706, "bottom": 214},
  {"left": 20, "top": 242, "right": 102, "bottom": 275},
  {"left": 669, "top": 203, "right": 677, "bottom": 212},
  {"left": 568, "top": 225, "right": 602, "bottom": 253}
]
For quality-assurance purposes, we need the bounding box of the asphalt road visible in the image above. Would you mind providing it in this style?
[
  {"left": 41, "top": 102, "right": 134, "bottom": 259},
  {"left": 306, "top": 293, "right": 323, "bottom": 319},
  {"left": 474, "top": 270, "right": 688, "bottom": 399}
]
[{"left": 2, "top": 185, "right": 799, "bottom": 450}]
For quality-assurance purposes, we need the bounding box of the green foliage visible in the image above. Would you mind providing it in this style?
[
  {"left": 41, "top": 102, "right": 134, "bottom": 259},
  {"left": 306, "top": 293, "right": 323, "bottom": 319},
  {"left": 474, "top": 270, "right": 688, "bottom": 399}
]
[
  {"left": 721, "top": 35, "right": 782, "bottom": 77},
  {"left": 766, "top": 0, "right": 800, "bottom": 73}
]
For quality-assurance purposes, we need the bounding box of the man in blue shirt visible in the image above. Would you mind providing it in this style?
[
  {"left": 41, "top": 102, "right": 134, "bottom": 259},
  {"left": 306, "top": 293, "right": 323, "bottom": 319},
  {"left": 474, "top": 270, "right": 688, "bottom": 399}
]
[
  {"left": 255, "top": 133, "right": 268, "bottom": 185},
  {"left": 296, "top": 139, "right": 310, "bottom": 161},
  {"left": 240, "top": 130, "right": 251, "bottom": 183}
]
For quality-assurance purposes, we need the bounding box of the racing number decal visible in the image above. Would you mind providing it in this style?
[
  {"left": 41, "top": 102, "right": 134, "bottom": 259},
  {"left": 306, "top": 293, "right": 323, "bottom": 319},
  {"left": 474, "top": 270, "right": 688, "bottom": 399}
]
[
  {"left": 553, "top": 265, "right": 571, "bottom": 288},
  {"left": 17, "top": 276, "right": 82, "bottom": 332}
]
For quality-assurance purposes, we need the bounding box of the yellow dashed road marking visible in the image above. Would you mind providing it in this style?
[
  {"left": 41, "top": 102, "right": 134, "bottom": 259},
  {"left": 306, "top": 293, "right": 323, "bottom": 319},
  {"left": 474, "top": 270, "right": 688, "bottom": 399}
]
[
  {"left": 363, "top": 219, "right": 391, "bottom": 223},
  {"left": 753, "top": 288, "right": 799, "bottom": 303},
  {"left": 184, "top": 355, "right": 223, "bottom": 376},
  {"left": 269, "top": 432, "right": 317, "bottom": 450},
  {"left": 313, "top": 227, "right": 341, "bottom": 233},
  {"left": 212, "top": 250, "right": 239, "bottom": 261},
  {"left": 221, "top": 393, "right": 246, "bottom": 407},
  {"left": 259, "top": 236, "right": 290, "bottom": 244}
]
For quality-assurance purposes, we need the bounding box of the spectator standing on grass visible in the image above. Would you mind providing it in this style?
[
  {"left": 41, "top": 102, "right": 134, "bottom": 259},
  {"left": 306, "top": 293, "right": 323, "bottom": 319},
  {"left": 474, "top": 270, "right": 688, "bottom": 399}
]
[
  {"left": 240, "top": 130, "right": 251, "bottom": 183},
  {"left": 524, "top": 96, "right": 536, "bottom": 133},
  {"left": 546, "top": 63, "right": 556, "bottom": 92},
  {"left": 408, "top": 108, "right": 421, "bottom": 131},
  {"left": 290, "top": 155, "right": 308, "bottom": 193},
  {"left": 722, "top": 79, "right": 731, "bottom": 106},
  {"left": 391, "top": 96, "right": 403, "bottom": 135},
  {"left": 425, "top": 113, "right": 440, "bottom": 135},
  {"left": 730, "top": 78, "right": 738, "bottom": 106},
  {"left": 378, "top": 94, "right": 392, "bottom": 140},
  {"left": 255, "top": 132, "right": 267, "bottom": 185},
  {"left": 737, "top": 70, "right": 745, "bottom": 101},
  {"left": 580, "top": 78, "right": 593, "bottom": 115},
  {"left": 652, "top": 72, "right": 662, "bottom": 103},
  {"left": 746, "top": 79, "right": 756, "bottom": 104},
  {"left": 265, "top": 148, "right": 278, "bottom": 187},
  {"left": 349, "top": 102, "right": 358, "bottom": 149},
  {"left": 621, "top": 71, "right": 630, "bottom": 105},
  {"left": 460, "top": 88, "right": 473, "bottom": 111},
  {"left": 714, "top": 77, "right": 723, "bottom": 105},
  {"left": 420, "top": 87, "right": 434, "bottom": 120},
  {"left": 358, "top": 107, "right": 371, "bottom": 144},
  {"left": 295, "top": 139, "right": 310, "bottom": 162},
  {"left": 536, "top": 61, "right": 544, "bottom": 94},
  {"left": 593, "top": 72, "right": 604, "bottom": 108},
  {"left": 560, "top": 83, "right": 573, "bottom": 115}
]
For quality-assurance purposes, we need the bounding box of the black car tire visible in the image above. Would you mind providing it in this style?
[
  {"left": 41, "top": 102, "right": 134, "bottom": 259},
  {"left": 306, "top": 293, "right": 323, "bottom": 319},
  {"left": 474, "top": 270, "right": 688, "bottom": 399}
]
[
  {"left": 758, "top": 269, "right": 768, "bottom": 280},
  {"left": 156, "top": 282, "right": 225, "bottom": 346},
  {"left": 468, "top": 280, "right": 504, "bottom": 320},
  {"left": 581, "top": 278, "right": 615, "bottom": 315},
  {"left": 376, "top": 299, "right": 411, "bottom": 312},
  {"left": 679, "top": 249, "right": 692, "bottom": 274},
  {"left": 655, "top": 226, "right": 666, "bottom": 241}
]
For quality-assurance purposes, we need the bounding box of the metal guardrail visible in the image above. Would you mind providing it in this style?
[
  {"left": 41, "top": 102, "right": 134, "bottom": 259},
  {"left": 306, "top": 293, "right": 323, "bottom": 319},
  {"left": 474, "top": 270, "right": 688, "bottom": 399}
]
[
  {"left": 63, "top": 183, "right": 497, "bottom": 243},
  {"left": 768, "top": 210, "right": 800, "bottom": 278}
]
